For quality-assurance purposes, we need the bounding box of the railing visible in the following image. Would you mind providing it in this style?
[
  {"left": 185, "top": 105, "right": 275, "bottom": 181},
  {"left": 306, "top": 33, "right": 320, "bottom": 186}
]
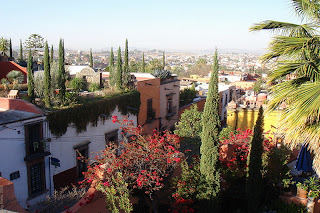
[
  {"left": 166, "top": 106, "right": 177, "bottom": 118},
  {"left": 24, "top": 138, "right": 51, "bottom": 161}
]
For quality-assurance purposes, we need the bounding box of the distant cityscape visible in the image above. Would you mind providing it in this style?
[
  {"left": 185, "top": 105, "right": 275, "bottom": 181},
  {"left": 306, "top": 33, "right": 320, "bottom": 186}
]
[{"left": 24, "top": 48, "right": 271, "bottom": 75}]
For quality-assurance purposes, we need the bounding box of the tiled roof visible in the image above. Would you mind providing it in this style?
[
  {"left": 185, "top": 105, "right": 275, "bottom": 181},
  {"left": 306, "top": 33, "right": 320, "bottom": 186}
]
[
  {"left": 0, "top": 61, "right": 27, "bottom": 83},
  {"left": 0, "top": 108, "right": 42, "bottom": 125}
]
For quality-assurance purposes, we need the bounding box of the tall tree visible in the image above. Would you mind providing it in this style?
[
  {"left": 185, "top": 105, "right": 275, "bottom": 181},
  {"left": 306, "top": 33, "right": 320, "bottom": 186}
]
[
  {"left": 200, "top": 49, "right": 221, "bottom": 199},
  {"left": 44, "top": 41, "right": 51, "bottom": 107},
  {"left": 162, "top": 51, "right": 165, "bottom": 70},
  {"left": 116, "top": 47, "right": 123, "bottom": 90},
  {"left": 246, "top": 107, "right": 264, "bottom": 213},
  {"left": 24, "top": 34, "right": 44, "bottom": 56},
  {"left": 109, "top": 47, "right": 115, "bottom": 87},
  {"left": 250, "top": 0, "right": 320, "bottom": 173},
  {"left": 27, "top": 49, "right": 34, "bottom": 102},
  {"left": 123, "top": 39, "right": 130, "bottom": 88},
  {"left": 110, "top": 47, "right": 114, "bottom": 67},
  {"left": 50, "top": 45, "right": 54, "bottom": 64},
  {"left": 89, "top": 48, "right": 93, "bottom": 68},
  {"left": 57, "top": 39, "right": 66, "bottom": 102},
  {"left": 9, "top": 38, "right": 12, "bottom": 59},
  {"left": 19, "top": 39, "right": 23, "bottom": 62},
  {"left": 142, "top": 52, "right": 145, "bottom": 73},
  {"left": 0, "top": 37, "right": 9, "bottom": 56}
]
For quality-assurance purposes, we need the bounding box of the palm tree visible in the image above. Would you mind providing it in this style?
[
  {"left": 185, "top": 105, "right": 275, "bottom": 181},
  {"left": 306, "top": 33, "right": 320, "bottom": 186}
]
[{"left": 250, "top": 0, "right": 320, "bottom": 173}]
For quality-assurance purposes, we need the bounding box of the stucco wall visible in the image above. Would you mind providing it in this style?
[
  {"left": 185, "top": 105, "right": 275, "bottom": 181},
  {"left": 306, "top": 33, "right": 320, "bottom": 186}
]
[
  {"left": 137, "top": 78, "right": 161, "bottom": 134},
  {"left": 50, "top": 107, "right": 137, "bottom": 188},
  {"left": 0, "top": 117, "right": 50, "bottom": 208},
  {"left": 227, "top": 108, "right": 283, "bottom": 132},
  {"left": 159, "top": 78, "right": 180, "bottom": 131}
]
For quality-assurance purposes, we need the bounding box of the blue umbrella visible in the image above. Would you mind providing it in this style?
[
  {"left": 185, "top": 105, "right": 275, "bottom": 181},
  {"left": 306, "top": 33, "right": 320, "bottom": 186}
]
[{"left": 295, "top": 145, "right": 313, "bottom": 173}]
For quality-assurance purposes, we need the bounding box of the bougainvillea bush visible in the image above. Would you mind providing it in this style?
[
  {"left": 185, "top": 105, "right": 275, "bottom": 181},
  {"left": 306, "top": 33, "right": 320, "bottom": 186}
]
[
  {"left": 219, "top": 128, "right": 274, "bottom": 181},
  {"left": 79, "top": 116, "right": 182, "bottom": 213}
]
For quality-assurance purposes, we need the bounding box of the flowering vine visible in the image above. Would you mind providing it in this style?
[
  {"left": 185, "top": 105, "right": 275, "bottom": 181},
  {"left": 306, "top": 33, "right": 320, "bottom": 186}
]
[{"left": 79, "top": 116, "right": 182, "bottom": 212}]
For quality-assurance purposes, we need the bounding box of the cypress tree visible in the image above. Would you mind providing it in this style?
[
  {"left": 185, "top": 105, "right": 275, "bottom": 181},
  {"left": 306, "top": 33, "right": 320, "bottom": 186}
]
[
  {"left": 200, "top": 49, "right": 221, "bottom": 199},
  {"left": 109, "top": 47, "right": 115, "bottom": 87},
  {"left": 89, "top": 48, "right": 93, "bottom": 68},
  {"left": 162, "top": 51, "right": 165, "bottom": 70},
  {"left": 122, "top": 39, "right": 130, "bottom": 88},
  {"left": 9, "top": 38, "right": 12, "bottom": 59},
  {"left": 116, "top": 46, "right": 122, "bottom": 90},
  {"left": 142, "top": 52, "right": 145, "bottom": 73},
  {"left": 27, "top": 49, "right": 34, "bottom": 102},
  {"left": 19, "top": 39, "right": 23, "bottom": 62},
  {"left": 247, "top": 106, "right": 264, "bottom": 213},
  {"left": 58, "top": 39, "right": 66, "bottom": 102},
  {"left": 50, "top": 45, "right": 54, "bottom": 64},
  {"left": 44, "top": 41, "right": 51, "bottom": 107},
  {"left": 110, "top": 47, "right": 114, "bottom": 67}
]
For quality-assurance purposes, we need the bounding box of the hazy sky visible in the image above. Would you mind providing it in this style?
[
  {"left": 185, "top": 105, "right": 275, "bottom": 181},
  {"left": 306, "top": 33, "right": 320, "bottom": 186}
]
[{"left": 2, "top": 0, "right": 301, "bottom": 52}]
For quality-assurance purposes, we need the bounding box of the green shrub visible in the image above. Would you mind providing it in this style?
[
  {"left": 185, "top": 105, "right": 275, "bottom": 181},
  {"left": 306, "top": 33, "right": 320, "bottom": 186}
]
[
  {"left": 89, "top": 83, "right": 100, "bottom": 92},
  {"left": 264, "top": 198, "right": 307, "bottom": 213},
  {"left": 180, "top": 88, "right": 197, "bottom": 107},
  {"left": 70, "top": 77, "right": 84, "bottom": 91}
]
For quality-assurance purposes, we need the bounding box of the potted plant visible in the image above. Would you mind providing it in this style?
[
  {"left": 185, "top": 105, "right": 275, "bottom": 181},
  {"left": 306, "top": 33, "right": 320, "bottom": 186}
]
[
  {"left": 304, "top": 177, "right": 320, "bottom": 213},
  {"left": 296, "top": 181, "right": 309, "bottom": 199}
]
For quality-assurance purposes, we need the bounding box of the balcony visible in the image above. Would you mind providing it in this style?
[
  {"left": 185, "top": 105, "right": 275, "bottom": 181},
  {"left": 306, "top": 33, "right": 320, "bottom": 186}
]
[
  {"left": 24, "top": 139, "right": 51, "bottom": 161},
  {"left": 166, "top": 106, "right": 177, "bottom": 119}
]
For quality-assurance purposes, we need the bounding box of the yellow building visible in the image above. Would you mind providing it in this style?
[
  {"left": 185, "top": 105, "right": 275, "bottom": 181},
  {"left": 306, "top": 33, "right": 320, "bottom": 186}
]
[{"left": 227, "top": 106, "right": 284, "bottom": 143}]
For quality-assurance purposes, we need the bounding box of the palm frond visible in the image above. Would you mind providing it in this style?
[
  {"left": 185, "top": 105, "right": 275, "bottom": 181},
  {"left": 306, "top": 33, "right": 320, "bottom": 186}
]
[
  {"left": 249, "top": 20, "right": 316, "bottom": 37},
  {"left": 261, "top": 36, "right": 320, "bottom": 63},
  {"left": 292, "top": 0, "right": 320, "bottom": 22}
]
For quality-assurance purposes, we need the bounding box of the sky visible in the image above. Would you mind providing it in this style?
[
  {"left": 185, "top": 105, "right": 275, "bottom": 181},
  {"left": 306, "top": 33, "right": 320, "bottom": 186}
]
[{"left": 2, "top": 0, "right": 302, "bottom": 52}]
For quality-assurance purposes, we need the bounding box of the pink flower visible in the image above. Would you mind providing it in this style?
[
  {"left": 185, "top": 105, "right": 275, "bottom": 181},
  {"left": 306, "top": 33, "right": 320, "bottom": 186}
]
[
  {"left": 112, "top": 115, "right": 118, "bottom": 123},
  {"left": 103, "top": 181, "right": 110, "bottom": 186},
  {"left": 174, "top": 157, "right": 181, "bottom": 163}
]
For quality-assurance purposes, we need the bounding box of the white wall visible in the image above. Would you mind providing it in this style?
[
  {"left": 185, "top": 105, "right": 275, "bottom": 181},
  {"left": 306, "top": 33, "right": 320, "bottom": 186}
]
[
  {"left": 0, "top": 116, "right": 50, "bottom": 208},
  {"left": 49, "top": 107, "right": 137, "bottom": 180}
]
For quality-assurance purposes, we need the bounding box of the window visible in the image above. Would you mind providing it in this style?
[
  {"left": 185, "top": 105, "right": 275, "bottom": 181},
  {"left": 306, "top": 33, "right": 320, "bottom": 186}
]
[
  {"left": 229, "top": 89, "right": 233, "bottom": 102},
  {"left": 166, "top": 97, "right": 176, "bottom": 119},
  {"left": 75, "top": 144, "right": 89, "bottom": 179},
  {"left": 147, "top": 98, "right": 155, "bottom": 121},
  {"left": 25, "top": 123, "right": 43, "bottom": 157},
  {"left": 167, "top": 97, "right": 173, "bottom": 113},
  {"left": 27, "top": 160, "right": 46, "bottom": 197},
  {"left": 224, "top": 94, "right": 228, "bottom": 107},
  {"left": 105, "top": 130, "right": 118, "bottom": 146}
]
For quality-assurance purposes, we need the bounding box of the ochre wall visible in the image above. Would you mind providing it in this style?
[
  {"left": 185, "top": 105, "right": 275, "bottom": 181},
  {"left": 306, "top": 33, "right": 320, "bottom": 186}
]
[
  {"left": 227, "top": 108, "right": 283, "bottom": 132},
  {"left": 137, "top": 78, "right": 161, "bottom": 134}
]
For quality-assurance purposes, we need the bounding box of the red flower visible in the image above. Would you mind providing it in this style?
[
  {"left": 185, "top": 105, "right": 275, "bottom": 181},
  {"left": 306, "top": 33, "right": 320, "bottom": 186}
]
[
  {"left": 175, "top": 157, "right": 181, "bottom": 163},
  {"left": 112, "top": 115, "right": 118, "bottom": 123}
]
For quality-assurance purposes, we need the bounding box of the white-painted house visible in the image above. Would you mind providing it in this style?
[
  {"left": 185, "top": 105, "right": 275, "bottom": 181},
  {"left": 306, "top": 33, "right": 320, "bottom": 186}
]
[
  {"left": 47, "top": 91, "right": 140, "bottom": 190},
  {"left": 50, "top": 107, "right": 137, "bottom": 190},
  {"left": 196, "top": 83, "right": 238, "bottom": 124},
  {"left": 0, "top": 91, "right": 139, "bottom": 208},
  {"left": 0, "top": 98, "right": 51, "bottom": 208}
]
